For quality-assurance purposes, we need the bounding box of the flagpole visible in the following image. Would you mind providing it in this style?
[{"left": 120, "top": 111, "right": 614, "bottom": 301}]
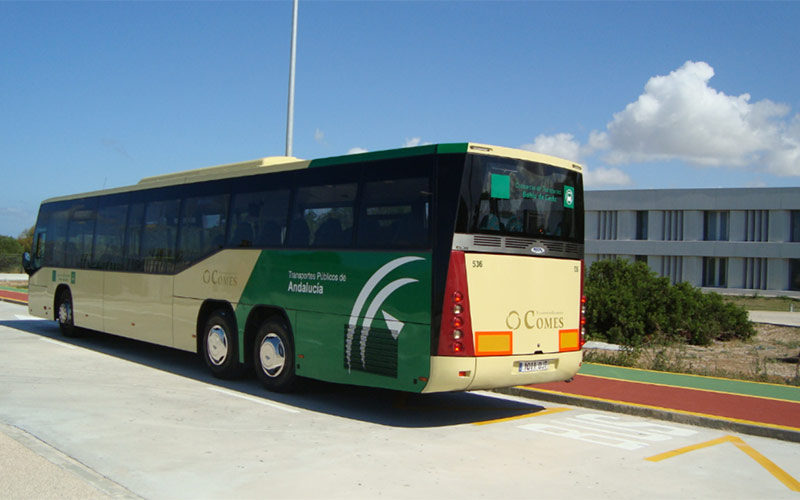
[{"left": 285, "top": 0, "right": 299, "bottom": 157}]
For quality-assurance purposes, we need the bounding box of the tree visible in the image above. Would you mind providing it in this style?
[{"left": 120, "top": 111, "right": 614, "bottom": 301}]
[
  {"left": 0, "top": 235, "right": 24, "bottom": 272},
  {"left": 17, "top": 226, "right": 34, "bottom": 253},
  {"left": 585, "top": 259, "right": 754, "bottom": 346},
  {"left": 0, "top": 235, "right": 23, "bottom": 255}
]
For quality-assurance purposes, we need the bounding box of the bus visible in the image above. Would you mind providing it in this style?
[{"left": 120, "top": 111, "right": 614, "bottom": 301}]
[{"left": 23, "top": 143, "right": 585, "bottom": 393}]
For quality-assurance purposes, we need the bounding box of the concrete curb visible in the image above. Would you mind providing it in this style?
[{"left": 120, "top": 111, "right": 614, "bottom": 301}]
[{"left": 496, "top": 385, "right": 800, "bottom": 444}]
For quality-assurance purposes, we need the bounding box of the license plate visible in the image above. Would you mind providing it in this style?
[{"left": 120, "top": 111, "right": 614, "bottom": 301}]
[{"left": 518, "top": 360, "right": 550, "bottom": 373}]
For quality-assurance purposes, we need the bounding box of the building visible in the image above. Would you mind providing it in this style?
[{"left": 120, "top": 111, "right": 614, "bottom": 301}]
[{"left": 585, "top": 187, "right": 800, "bottom": 296}]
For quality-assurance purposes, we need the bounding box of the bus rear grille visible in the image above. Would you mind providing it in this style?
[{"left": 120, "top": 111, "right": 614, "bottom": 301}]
[
  {"left": 452, "top": 233, "right": 583, "bottom": 259},
  {"left": 473, "top": 235, "right": 502, "bottom": 248},
  {"left": 504, "top": 238, "right": 531, "bottom": 249}
]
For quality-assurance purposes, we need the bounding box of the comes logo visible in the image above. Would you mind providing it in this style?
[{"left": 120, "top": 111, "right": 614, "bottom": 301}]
[
  {"left": 202, "top": 269, "right": 238, "bottom": 286},
  {"left": 345, "top": 256, "right": 424, "bottom": 373},
  {"left": 506, "top": 310, "right": 565, "bottom": 330}
]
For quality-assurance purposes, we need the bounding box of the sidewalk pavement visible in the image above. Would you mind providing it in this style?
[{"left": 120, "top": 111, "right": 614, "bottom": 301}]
[
  {"left": 503, "top": 362, "right": 800, "bottom": 443},
  {"left": 0, "top": 273, "right": 27, "bottom": 282},
  {"left": 749, "top": 310, "right": 800, "bottom": 327}
]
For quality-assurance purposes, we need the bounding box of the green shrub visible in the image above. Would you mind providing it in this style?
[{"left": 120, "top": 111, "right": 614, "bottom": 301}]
[{"left": 585, "top": 259, "right": 755, "bottom": 346}]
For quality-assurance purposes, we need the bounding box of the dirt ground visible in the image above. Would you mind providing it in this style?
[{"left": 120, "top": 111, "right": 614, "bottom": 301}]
[{"left": 586, "top": 323, "right": 800, "bottom": 385}]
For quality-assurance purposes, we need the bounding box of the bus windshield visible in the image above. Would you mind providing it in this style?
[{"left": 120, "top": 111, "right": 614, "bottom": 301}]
[{"left": 456, "top": 154, "right": 583, "bottom": 243}]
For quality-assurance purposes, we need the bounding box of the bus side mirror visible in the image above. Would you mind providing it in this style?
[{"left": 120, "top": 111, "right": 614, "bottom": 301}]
[{"left": 22, "top": 252, "right": 33, "bottom": 275}]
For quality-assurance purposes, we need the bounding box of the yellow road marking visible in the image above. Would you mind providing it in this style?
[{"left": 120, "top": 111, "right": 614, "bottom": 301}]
[
  {"left": 646, "top": 435, "right": 737, "bottom": 462},
  {"left": 646, "top": 435, "right": 800, "bottom": 492},
  {"left": 473, "top": 407, "right": 572, "bottom": 426}
]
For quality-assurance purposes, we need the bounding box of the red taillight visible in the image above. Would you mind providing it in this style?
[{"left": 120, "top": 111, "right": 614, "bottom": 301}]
[
  {"left": 579, "top": 260, "right": 586, "bottom": 348},
  {"left": 437, "top": 251, "right": 475, "bottom": 357}
]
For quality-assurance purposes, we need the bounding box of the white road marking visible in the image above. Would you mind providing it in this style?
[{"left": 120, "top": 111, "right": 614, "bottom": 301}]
[
  {"left": 207, "top": 387, "right": 300, "bottom": 414},
  {"left": 40, "top": 338, "right": 76, "bottom": 349},
  {"left": 519, "top": 412, "right": 698, "bottom": 450},
  {"left": 15, "top": 314, "right": 44, "bottom": 321}
]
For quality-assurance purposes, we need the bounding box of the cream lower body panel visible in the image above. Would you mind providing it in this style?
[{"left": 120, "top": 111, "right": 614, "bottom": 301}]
[
  {"left": 423, "top": 350, "right": 583, "bottom": 393},
  {"left": 103, "top": 273, "right": 174, "bottom": 347}
]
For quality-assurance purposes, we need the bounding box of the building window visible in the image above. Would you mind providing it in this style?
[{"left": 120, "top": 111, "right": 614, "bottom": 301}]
[
  {"left": 597, "top": 211, "right": 618, "bottom": 240},
  {"left": 636, "top": 211, "right": 648, "bottom": 240},
  {"left": 702, "top": 257, "right": 728, "bottom": 288},
  {"left": 661, "top": 211, "right": 683, "bottom": 241},
  {"left": 790, "top": 260, "right": 800, "bottom": 291},
  {"left": 792, "top": 211, "right": 800, "bottom": 242},
  {"left": 743, "top": 257, "right": 768, "bottom": 290},
  {"left": 743, "top": 210, "right": 769, "bottom": 242},
  {"left": 704, "top": 211, "right": 729, "bottom": 241}
]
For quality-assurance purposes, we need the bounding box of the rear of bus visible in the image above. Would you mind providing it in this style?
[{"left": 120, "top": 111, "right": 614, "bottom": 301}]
[{"left": 424, "top": 145, "right": 585, "bottom": 392}]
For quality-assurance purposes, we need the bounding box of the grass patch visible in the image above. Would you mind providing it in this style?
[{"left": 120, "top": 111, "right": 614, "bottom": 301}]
[{"left": 721, "top": 295, "right": 800, "bottom": 312}]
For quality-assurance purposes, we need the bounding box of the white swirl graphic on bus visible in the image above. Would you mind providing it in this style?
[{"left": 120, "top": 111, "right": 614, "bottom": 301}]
[{"left": 345, "top": 256, "right": 424, "bottom": 373}]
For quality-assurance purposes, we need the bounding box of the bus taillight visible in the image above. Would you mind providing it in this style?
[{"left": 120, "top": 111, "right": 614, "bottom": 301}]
[
  {"left": 438, "top": 251, "right": 475, "bottom": 357},
  {"left": 579, "top": 260, "right": 586, "bottom": 348},
  {"left": 580, "top": 295, "right": 587, "bottom": 347}
]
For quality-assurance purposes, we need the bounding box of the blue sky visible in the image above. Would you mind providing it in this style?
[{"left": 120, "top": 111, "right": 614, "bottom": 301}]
[{"left": 2, "top": 1, "right": 799, "bottom": 238}]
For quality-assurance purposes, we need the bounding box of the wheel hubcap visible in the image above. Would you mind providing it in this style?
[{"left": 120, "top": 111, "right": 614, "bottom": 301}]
[
  {"left": 259, "top": 333, "right": 286, "bottom": 378},
  {"left": 58, "top": 301, "right": 72, "bottom": 325},
  {"left": 207, "top": 325, "right": 228, "bottom": 366}
]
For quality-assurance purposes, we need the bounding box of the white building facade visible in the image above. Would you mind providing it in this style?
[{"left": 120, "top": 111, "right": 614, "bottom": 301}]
[{"left": 585, "top": 188, "right": 800, "bottom": 296}]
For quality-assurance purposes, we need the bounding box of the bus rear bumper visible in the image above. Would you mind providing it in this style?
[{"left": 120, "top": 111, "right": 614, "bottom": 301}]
[{"left": 423, "top": 351, "right": 583, "bottom": 393}]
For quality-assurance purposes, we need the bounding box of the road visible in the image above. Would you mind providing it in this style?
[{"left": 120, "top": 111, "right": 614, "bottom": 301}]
[{"left": 1, "top": 300, "right": 798, "bottom": 499}]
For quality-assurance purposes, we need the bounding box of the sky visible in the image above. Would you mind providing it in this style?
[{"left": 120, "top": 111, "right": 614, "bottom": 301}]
[{"left": 1, "top": 0, "right": 799, "bottom": 238}]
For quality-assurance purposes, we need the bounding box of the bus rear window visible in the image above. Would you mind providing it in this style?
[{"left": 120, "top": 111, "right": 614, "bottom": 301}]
[{"left": 455, "top": 154, "right": 583, "bottom": 243}]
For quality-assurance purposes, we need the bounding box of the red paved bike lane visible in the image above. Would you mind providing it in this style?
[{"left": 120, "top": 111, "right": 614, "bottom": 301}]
[
  {"left": 527, "top": 373, "right": 800, "bottom": 431},
  {"left": 0, "top": 288, "right": 28, "bottom": 305}
]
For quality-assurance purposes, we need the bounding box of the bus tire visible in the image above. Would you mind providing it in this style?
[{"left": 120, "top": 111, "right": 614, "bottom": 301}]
[
  {"left": 201, "top": 310, "right": 244, "bottom": 379},
  {"left": 56, "top": 288, "right": 78, "bottom": 338},
  {"left": 253, "top": 319, "right": 297, "bottom": 393}
]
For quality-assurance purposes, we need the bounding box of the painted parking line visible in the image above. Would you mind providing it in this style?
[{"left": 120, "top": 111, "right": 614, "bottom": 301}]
[
  {"left": 646, "top": 435, "right": 800, "bottom": 492},
  {"left": 40, "top": 338, "right": 76, "bottom": 349},
  {"left": 519, "top": 412, "right": 698, "bottom": 450},
  {"left": 473, "top": 406, "right": 572, "bottom": 426},
  {"left": 207, "top": 387, "right": 300, "bottom": 414}
]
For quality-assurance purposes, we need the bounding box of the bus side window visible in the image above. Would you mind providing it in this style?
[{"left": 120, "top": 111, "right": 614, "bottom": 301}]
[
  {"left": 65, "top": 200, "right": 97, "bottom": 269},
  {"left": 33, "top": 230, "right": 46, "bottom": 269},
  {"left": 357, "top": 176, "right": 431, "bottom": 249},
  {"left": 177, "top": 194, "right": 229, "bottom": 267},
  {"left": 45, "top": 206, "right": 70, "bottom": 268},
  {"left": 141, "top": 199, "right": 179, "bottom": 274},
  {"left": 124, "top": 203, "right": 145, "bottom": 272},
  {"left": 93, "top": 203, "right": 127, "bottom": 270},
  {"left": 289, "top": 183, "right": 356, "bottom": 248},
  {"left": 228, "top": 189, "right": 290, "bottom": 248}
]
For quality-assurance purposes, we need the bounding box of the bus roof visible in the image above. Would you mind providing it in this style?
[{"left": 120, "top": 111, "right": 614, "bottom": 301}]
[{"left": 41, "top": 142, "right": 582, "bottom": 204}]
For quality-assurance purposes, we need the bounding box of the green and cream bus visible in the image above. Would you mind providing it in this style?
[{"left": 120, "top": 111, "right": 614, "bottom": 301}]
[{"left": 23, "top": 143, "right": 586, "bottom": 393}]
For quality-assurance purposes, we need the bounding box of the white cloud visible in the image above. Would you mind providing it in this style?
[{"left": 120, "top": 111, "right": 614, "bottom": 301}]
[
  {"left": 314, "top": 128, "right": 325, "bottom": 144},
  {"left": 519, "top": 134, "right": 632, "bottom": 187},
  {"left": 521, "top": 133, "right": 582, "bottom": 163},
  {"left": 597, "top": 60, "right": 799, "bottom": 176},
  {"left": 583, "top": 167, "right": 633, "bottom": 188},
  {"left": 402, "top": 137, "right": 433, "bottom": 148},
  {"left": 347, "top": 147, "right": 368, "bottom": 155}
]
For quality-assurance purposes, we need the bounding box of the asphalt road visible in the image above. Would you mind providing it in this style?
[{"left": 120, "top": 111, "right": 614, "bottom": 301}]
[{"left": 1, "top": 300, "right": 799, "bottom": 499}]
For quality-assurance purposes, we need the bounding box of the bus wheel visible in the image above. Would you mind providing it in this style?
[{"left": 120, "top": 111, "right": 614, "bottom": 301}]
[
  {"left": 202, "top": 310, "right": 243, "bottom": 379},
  {"left": 253, "top": 319, "right": 297, "bottom": 392},
  {"left": 56, "top": 289, "right": 78, "bottom": 337}
]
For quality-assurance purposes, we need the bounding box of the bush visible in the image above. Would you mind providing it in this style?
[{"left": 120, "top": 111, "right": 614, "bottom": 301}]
[{"left": 585, "top": 259, "right": 755, "bottom": 346}]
